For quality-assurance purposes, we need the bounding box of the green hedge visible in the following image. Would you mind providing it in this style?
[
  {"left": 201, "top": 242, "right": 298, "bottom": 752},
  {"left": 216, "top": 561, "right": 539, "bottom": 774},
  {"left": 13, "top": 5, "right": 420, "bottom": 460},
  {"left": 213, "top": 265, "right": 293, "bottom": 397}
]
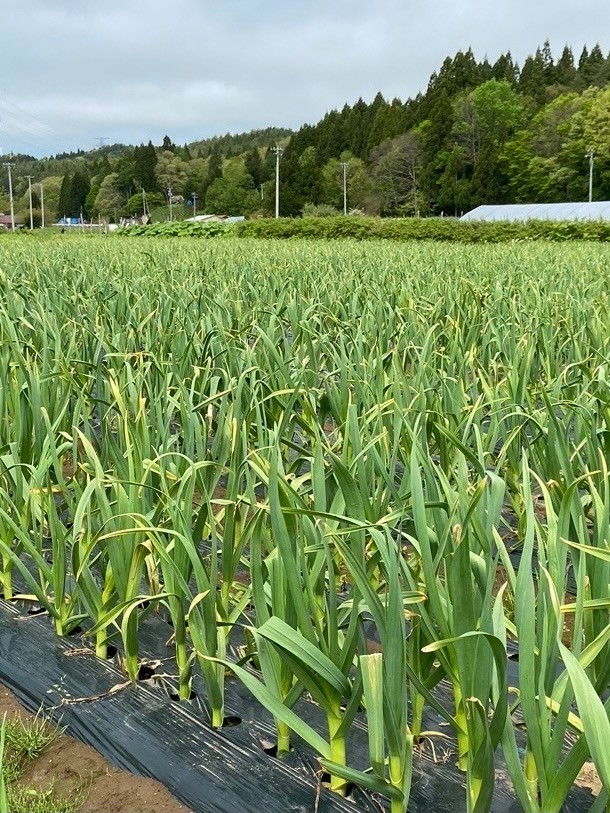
[
  {"left": 121, "top": 216, "right": 610, "bottom": 242},
  {"left": 236, "top": 216, "right": 610, "bottom": 242}
]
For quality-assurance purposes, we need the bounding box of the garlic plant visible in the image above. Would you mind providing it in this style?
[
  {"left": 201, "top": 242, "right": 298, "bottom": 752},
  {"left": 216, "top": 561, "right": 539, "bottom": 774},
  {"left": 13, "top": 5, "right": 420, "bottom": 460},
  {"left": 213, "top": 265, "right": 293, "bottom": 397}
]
[{"left": 1, "top": 236, "right": 610, "bottom": 812}]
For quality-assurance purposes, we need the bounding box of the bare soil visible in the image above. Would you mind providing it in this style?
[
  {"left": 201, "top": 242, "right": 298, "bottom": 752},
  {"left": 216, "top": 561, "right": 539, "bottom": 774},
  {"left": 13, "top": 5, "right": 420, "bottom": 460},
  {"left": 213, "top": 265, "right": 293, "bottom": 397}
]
[
  {"left": 576, "top": 761, "right": 602, "bottom": 796},
  {"left": 0, "top": 684, "right": 190, "bottom": 813}
]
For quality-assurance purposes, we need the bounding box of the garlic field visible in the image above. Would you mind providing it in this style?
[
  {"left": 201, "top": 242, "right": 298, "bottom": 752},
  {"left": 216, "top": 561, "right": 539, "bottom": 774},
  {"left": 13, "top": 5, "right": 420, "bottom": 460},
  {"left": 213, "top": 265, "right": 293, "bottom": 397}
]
[{"left": 1, "top": 235, "right": 610, "bottom": 813}]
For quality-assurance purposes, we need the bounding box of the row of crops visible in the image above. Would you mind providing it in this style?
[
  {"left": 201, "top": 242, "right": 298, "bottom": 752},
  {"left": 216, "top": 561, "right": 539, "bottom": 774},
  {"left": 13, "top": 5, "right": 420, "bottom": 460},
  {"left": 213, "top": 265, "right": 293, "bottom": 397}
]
[{"left": 1, "top": 236, "right": 610, "bottom": 812}]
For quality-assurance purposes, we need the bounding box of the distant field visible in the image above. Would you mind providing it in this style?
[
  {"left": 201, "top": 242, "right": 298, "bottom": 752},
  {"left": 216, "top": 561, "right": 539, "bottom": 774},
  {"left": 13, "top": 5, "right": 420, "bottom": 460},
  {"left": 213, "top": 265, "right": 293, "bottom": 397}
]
[{"left": 1, "top": 235, "right": 610, "bottom": 811}]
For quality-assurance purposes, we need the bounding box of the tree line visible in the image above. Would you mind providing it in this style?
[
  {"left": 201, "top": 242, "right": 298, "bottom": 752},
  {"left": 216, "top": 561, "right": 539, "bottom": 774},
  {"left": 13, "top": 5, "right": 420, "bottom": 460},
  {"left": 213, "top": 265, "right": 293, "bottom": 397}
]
[{"left": 2, "top": 42, "right": 610, "bottom": 223}]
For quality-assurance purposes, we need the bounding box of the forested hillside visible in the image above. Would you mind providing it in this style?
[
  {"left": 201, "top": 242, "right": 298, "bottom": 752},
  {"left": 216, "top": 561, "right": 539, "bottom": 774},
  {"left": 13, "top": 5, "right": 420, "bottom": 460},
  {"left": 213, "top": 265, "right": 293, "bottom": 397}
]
[{"left": 2, "top": 41, "right": 609, "bottom": 223}]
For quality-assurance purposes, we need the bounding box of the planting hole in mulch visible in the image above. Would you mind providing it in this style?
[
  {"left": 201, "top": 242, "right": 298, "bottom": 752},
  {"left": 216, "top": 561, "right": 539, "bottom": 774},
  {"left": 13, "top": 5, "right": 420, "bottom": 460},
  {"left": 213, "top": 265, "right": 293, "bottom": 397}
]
[
  {"left": 221, "top": 714, "right": 242, "bottom": 728},
  {"left": 168, "top": 689, "right": 198, "bottom": 702},
  {"left": 260, "top": 741, "right": 293, "bottom": 757},
  {"left": 319, "top": 772, "right": 356, "bottom": 797},
  {"left": 137, "top": 663, "right": 157, "bottom": 681}
]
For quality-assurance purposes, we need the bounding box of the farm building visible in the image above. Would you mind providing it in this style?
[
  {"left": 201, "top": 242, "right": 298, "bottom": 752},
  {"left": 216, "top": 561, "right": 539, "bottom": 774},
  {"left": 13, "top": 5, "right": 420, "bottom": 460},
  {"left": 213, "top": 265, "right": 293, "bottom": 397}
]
[
  {"left": 461, "top": 201, "right": 610, "bottom": 222},
  {"left": 0, "top": 214, "right": 23, "bottom": 228}
]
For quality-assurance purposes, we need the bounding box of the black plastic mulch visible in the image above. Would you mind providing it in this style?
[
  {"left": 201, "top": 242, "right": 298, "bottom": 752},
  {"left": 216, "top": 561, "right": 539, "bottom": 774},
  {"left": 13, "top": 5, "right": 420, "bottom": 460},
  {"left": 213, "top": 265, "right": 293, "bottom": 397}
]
[{"left": 0, "top": 595, "right": 597, "bottom": 813}]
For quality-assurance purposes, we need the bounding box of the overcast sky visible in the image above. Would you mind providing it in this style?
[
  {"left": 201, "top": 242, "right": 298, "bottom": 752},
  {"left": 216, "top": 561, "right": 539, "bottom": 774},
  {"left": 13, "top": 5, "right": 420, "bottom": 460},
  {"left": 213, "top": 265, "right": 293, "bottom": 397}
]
[{"left": 1, "top": 0, "right": 608, "bottom": 157}]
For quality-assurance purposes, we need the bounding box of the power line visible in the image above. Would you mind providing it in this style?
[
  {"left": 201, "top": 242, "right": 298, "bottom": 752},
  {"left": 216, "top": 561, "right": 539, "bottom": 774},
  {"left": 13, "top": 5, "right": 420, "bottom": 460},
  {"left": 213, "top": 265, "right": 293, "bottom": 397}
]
[
  {"left": 0, "top": 104, "right": 50, "bottom": 141},
  {"left": 0, "top": 113, "right": 48, "bottom": 159},
  {"left": 0, "top": 100, "right": 50, "bottom": 156},
  {"left": 0, "top": 111, "right": 47, "bottom": 140},
  {"left": 0, "top": 94, "right": 51, "bottom": 131}
]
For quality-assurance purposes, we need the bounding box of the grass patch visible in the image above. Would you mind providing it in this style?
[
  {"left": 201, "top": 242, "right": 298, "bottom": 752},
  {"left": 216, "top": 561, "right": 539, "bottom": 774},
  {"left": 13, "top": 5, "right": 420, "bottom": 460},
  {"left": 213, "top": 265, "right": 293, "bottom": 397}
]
[
  {"left": 0, "top": 711, "right": 81, "bottom": 813},
  {"left": 6, "top": 785, "right": 82, "bottom": 813}
]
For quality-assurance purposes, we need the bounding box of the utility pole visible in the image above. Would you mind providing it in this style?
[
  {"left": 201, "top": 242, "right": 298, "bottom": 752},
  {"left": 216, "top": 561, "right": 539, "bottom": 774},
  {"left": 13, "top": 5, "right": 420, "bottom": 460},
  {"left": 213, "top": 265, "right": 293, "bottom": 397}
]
[
  {"left": 38, "top": 182, "right": 45, "bottom": 229},
  {"left": 272, "top": 145, "right": 283, "bottom": 218},
  {"left": 168, "top": 187, "right": 173, "bottom": 221},
  {"left": 586, "top": 149, "right": 595, "bottom": 203},
  {"left": 340, "top": 162, "right": 348, "bottom": 215},
  {"left": 192, "top": 191, "right": 197, "bottom": 219},
  {"left": 2, "top": 162, "right": 15, "bottom": 231},
  {"left": 26, "top": 175, "right": 34, "bottom": 229}
]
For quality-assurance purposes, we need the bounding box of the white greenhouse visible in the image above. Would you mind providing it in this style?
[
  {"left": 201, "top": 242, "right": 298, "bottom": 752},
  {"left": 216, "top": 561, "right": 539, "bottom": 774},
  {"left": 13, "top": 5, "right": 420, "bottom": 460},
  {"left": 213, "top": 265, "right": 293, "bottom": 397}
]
[{"left": 461, "top": 201, "right": 610, "bottom": 222}]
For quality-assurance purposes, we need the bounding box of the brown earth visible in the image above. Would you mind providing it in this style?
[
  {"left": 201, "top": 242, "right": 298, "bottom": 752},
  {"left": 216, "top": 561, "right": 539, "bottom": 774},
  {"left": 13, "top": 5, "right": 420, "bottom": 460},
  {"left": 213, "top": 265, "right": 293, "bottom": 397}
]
[
  {"left": 576, "top": 761, "right": 602, "bottom": 796},
  {"left": 0, "top": 684, "right": 191, "bottom": 813}
]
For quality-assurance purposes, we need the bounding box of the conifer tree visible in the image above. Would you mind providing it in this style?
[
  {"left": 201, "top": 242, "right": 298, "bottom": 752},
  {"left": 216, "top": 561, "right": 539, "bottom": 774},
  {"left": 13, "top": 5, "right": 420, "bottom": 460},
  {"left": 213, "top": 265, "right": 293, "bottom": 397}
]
[
  {"left": 207, "top": 149, "right": 223, "bottom": 185},
  {"left": 346, "top": 98, "right": 371, "bottom": 158},
  {"left": 556, "top": 46, "right": 576, "bottom": 86},
  {"left": 161, "top": 135, "right": 176, "bottom": 152},
  {"left": 519, "top": 52, "right": 547, "bottom": 104},
  {"left": 583, "top": 44, "right": 606, "bottom": 85},
  {"left": 244, "top": 147, "right": 264, "bottom": 187},
  {"left": 577, "top": 46, "right": 590, "bottom": 76},
  {"left": 67, "top": 169, "right": 90, "bottom": 218},
  {"left": 492, "top": 53, "right": 518, "bottom": 85},
  {"left": 134, "top": 141, "right": 158, "bottom": 192},
  {"left": 540, "top": 40, "right": 556, "bottom": 84},
  {"left": 57, "top": 173, "right": 71, "bottom": 219}
]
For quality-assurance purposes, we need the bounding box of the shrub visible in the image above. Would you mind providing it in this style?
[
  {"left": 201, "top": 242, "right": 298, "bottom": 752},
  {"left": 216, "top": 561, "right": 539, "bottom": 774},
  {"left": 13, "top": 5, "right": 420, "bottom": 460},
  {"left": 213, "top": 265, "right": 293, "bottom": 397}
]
[
  {"left": 235, "top": 216, "right": 610, "bottom": 243},
  {"left": 121, "top": 215, "right": 610, "bottom": 243},
  {"left": 301, "top": 203, "right": 341, "bottom": 217},
  {"left": 122, "top": 221, "right": 230, "bottom": 238}
]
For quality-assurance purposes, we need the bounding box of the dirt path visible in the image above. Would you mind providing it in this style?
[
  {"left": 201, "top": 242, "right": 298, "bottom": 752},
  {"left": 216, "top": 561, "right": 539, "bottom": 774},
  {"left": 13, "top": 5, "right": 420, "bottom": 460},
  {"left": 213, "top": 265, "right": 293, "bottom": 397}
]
[{"left": 0, "top": 684, "right": 190, "bottom": 813}]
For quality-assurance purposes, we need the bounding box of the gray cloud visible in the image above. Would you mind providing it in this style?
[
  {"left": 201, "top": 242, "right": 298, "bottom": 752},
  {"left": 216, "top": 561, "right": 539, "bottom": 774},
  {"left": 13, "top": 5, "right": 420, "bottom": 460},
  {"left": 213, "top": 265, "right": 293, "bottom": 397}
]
[{"left": 0, "top": 0, "right": 607, "bottom": 156}]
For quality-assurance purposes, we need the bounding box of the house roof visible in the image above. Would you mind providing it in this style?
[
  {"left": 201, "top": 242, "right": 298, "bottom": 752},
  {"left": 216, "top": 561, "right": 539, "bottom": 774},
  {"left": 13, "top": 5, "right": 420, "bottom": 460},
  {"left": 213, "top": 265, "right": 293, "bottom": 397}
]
[
  {"left": 461, "top": 202, "right": 610, "bottom": 222},
  {"left": 0, "top": 214, "right": 23, "bottom": 226}
]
